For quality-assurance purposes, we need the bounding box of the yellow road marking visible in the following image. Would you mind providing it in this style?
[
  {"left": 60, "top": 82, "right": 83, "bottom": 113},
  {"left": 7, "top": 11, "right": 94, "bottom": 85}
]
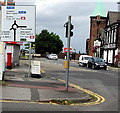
[
  {"left": 0, "top": 77, "right": 106, "bottom": 106},
  {"left": 0, "top": 99, "right": 58, "bottom": 105},
  {"left": 57, "top": 78, "right": 106, "bottom": 105}
]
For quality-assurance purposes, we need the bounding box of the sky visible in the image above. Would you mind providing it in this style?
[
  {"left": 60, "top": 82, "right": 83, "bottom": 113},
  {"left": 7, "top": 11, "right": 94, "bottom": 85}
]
[{"left": 15, "top": 0, "right": 119, "bottom": 53}]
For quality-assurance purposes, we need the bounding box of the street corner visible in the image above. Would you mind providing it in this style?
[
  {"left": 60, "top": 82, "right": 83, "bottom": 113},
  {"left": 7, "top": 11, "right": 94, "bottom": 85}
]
[
  {"left": 46, "top": 77, "right": 106, "bottom": 106},
  {"left": 0, "top": 77, "right": 106, "bottom": 106}
]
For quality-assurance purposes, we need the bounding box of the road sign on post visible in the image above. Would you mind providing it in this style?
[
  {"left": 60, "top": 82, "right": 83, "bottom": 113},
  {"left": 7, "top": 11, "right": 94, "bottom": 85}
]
[
  {"left": 1, "top": 5, "right": 36, "bottom": 42},
  {"left": 1, "top": 5, "right": 36, "bottom": 78}
]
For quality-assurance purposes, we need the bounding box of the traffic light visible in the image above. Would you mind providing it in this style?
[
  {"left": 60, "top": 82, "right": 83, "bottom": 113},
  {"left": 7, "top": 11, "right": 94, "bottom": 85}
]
[
  {"left": 64, "top": 22, "right": 74, "bottom": 38},
  {"left": 65, "top": 22, "right": 68, "bottom": 38},
  {"left": 70, "top": 24, "right": 74, "bottom": 37}
]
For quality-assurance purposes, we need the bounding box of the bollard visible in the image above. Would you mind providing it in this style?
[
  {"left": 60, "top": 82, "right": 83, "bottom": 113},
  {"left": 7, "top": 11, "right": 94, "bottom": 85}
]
[{"left": 64, "top": 60, "right": 68, "bottom": 69}]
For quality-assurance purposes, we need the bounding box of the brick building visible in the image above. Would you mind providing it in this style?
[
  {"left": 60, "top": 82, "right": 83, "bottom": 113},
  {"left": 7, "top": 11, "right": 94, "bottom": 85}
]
[
  {"left": 86, "top": 11, "right": 120, "bottom": 67},
  {"left": 86, "top": 15, "right": 107, "bottom": 56}
]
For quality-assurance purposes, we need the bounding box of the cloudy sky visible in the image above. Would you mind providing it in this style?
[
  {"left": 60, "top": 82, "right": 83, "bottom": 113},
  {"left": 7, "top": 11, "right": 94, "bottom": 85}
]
[{"left": 16, "top": 0, "right": 118, "bottom": 53}]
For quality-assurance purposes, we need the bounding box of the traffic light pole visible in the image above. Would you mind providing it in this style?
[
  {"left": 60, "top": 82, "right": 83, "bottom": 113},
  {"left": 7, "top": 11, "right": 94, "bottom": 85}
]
[{"left": 65, "top": 16, "right": 71, "bottom": 91}]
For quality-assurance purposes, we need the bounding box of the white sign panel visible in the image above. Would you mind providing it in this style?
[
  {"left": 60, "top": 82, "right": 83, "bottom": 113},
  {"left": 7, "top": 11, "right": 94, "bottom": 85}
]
[
  {"left": 1, "top": 5, "right": 36, "bottom": 42},
  {"left": 31, "top": 60, "right": 41, "bottom": 75}
]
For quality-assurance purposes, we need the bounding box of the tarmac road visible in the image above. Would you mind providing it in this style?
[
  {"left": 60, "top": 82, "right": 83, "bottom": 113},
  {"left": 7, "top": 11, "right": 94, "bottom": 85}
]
[
  {"left": 2, "top": 58, "right": 119, "bottom": 111},
  {"left": 41, "top": 58, "right": 119, "bottom": 111}
]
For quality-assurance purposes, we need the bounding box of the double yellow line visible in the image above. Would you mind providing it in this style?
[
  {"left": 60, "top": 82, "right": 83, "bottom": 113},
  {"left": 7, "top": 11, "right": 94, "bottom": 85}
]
[
  {"left": 57, "top": 78, "right": 106, "bottom": 106},
  {"left": 0, "top": 78, "right": 105, "bottom": 106}
]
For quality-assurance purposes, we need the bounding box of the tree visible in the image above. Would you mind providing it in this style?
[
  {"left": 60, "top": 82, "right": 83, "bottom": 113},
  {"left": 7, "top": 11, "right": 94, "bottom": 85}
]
[{"left": 35, "top": 29, "right": 63, "bottom": 54}]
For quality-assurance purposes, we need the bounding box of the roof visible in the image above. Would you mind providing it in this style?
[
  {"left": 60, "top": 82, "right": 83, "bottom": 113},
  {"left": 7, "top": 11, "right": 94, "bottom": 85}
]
[
  {"left": 90, "top": 15, "right": 107, "bottom": 19},
  {"left": 92, "top": 1, "right": 106, "bottom": 17},
  {"left": 107, "top": 11, "right": 120, "bottom": 25}
]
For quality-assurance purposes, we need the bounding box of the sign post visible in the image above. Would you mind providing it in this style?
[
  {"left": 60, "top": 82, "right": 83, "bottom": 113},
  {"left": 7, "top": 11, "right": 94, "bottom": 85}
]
[{"left": 28, "top": 42, "right": 31, "bottom": 77}]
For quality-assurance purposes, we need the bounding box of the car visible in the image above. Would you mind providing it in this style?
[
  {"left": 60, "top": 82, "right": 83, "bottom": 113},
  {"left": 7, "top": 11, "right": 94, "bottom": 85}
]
[
  {"left": 47, "top": 54, "right": 58, "bottom": 60},
  {"left": 87, "top": 57, "right": 107, "bottom": 70},
  {"left": 78, "top": 55, "right": 92, "bottom": 67}
]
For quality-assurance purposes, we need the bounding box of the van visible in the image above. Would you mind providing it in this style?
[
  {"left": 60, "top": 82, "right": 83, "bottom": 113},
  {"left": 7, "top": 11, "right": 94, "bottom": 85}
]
[{"left": 78, "top": 55, "right": 92, "bottom": 67}]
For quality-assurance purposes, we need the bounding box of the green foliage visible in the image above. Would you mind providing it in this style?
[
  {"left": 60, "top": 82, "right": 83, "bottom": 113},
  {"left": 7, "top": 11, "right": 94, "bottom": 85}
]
[{"left": 35, "top": 29, "right": 63, "bottom": 54}]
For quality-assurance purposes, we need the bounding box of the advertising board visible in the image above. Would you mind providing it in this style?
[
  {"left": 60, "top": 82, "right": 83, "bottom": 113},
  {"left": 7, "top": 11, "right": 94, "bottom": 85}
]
[{"left": 31, "top": 60, "right": 41, "bottom": 75}]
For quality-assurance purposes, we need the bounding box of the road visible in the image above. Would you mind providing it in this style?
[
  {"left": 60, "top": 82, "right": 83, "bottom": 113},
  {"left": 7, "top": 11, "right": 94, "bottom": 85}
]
[
  {"left": 2, "top": 58, "right": 119, "bottom": 111},
  {"left": 41, "top": 58, "right": 119, "bottom": 111}
]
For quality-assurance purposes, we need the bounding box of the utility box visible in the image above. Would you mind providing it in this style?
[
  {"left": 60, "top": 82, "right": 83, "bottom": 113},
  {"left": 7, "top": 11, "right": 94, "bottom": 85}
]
[{"left": 31, "top": 60, "right": 41, "bottom": 76}]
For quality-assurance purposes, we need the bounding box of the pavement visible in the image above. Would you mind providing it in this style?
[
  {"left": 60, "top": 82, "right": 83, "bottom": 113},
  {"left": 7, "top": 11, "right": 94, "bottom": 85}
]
[
  {"left": 1, "top": 59, "right": 118, "bottom": 105},
  {"left": 1, "top": 59, "right": 91, "bottom": 105}
]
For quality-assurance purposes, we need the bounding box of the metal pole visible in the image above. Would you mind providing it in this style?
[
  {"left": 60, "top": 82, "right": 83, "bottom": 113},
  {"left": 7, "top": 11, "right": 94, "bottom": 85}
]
[
  {"left": 28, "top": 42, "right": 32, "bottom": 77},
  {"left": 65, "top": 16, "right": 71, "bottom": 91}
]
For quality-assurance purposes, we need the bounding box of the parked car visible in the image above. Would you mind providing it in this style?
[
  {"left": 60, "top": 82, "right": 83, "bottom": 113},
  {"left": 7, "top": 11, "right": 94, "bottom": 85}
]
[
  {"left": 87, "top": 57, "right": 107, "bottom": 70},
  {"left": 47, "top": 54, "right": 58, "bottom": 60},
  {"left": 78, "top": 55, "right": 92, "bottom": 66}
]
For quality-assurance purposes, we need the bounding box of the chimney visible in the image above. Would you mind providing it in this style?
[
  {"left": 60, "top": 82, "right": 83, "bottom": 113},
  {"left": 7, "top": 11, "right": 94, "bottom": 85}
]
[
  {"left": 97, "top": 15, "right": 101, "bottom": 20},
  {"left": 118, "top": 1, "right": 120, "bottom": 21}
]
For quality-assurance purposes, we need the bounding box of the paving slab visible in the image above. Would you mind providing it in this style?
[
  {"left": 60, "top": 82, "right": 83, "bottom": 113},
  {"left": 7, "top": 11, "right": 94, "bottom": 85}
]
[
  {"left": 2, "top": 86, "right": 31, "bottom": 101},
  {"left": 2, "top": 59, "right": 90, "bottom": 102}
]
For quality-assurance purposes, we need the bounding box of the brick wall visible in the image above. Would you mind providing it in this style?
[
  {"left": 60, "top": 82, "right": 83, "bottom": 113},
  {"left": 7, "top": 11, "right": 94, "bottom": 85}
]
[{"left": 88, "top": 15, "right": 107, "bottom": 56}]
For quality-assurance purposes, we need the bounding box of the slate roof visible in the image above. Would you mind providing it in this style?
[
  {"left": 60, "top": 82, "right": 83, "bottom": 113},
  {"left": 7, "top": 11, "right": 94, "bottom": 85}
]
[{"left": 107, "top": 11, "right": 120, "bottom": 25}]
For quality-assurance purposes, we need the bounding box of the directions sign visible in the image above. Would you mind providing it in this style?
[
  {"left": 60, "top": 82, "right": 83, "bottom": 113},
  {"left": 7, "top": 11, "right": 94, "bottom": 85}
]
[{"left": 1, "top": 5, "right": 36, "bottom": 42}]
